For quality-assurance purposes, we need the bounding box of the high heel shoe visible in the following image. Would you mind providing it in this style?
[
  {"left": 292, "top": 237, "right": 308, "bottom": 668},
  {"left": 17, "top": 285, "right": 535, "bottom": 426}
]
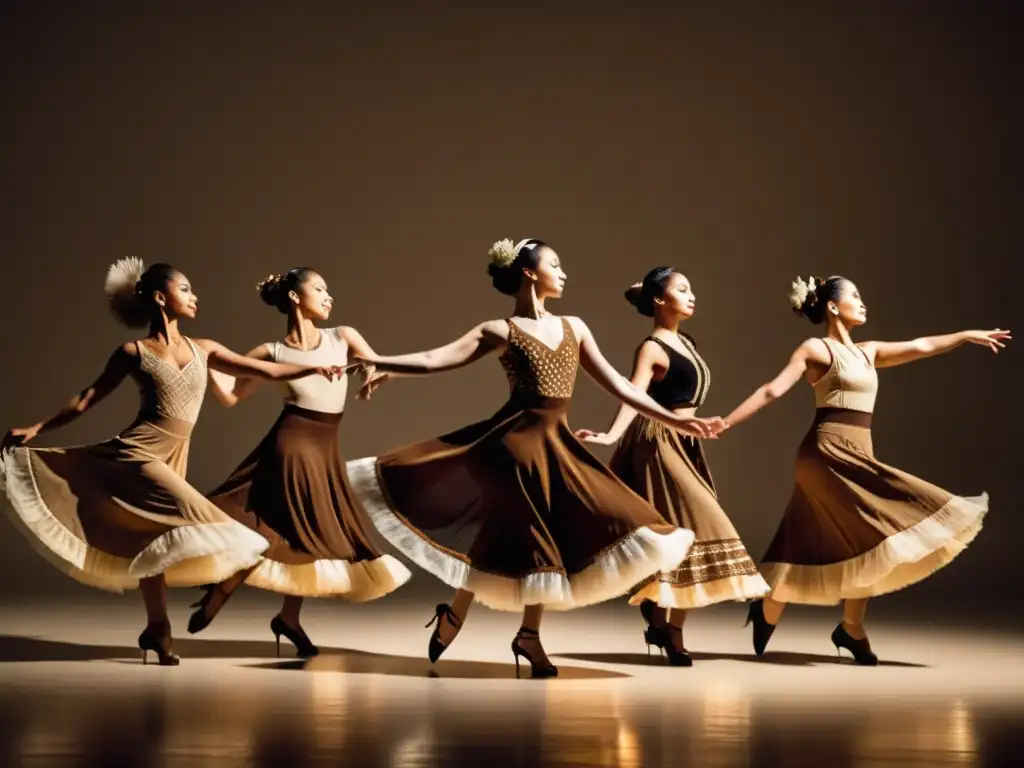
[
  {"left": 425, "top": 603, "right": 463, "bottom": 664},
  {"left": 511, "top": 627, "right": 558, "bottom": 679},
  {"left": 644, "top": 625, "right": 668, "bottom": 657},
  {"left": 187, "top": 584, "right": 233, "bottom": 635},
  {"left": 745, "top": 600, "right": 776, "bottom": 656},
  {"left": 270, "top": 615, "right": 319, "bottom": 658},
  {"left": 138, "top": 624, "right": 180, "bottom": 666},
  {"left": 831, "top": 623, "right": 878, "bottom": 666},
  {"left": 663, "top": 626, "right": 693, "bottom": 667}
]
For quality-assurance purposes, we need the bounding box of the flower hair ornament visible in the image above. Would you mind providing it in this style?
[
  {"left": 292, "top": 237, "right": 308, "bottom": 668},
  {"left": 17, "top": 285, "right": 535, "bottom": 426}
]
[
  {"left": 256, "top": 273, "right": 283, "bottom": 292},
  {"left": 487, "top": 238, "right": 539, "bottom": 269},
  {"left": 788, "top": 275, "right": 820, "bottom": 310},
  {"left": 105, "top": 256, "right": 146, "bottom": 300}
]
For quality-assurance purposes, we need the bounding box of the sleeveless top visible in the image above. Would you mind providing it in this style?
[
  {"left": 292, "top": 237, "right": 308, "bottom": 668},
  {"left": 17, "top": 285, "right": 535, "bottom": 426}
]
[
  {"left": 644, "top": 334, "right": 710, "bottom": 409},
  {"left": 501, "top": 317, "right": 580, "bottom": 399},
  {"left": 271, "top": 327, "right": 349, "bottom": 414},
  {"left": 812, "top": 337, "right": 878, "bottom": 413},
  {"left": 133, "top": 337, "right": 208, "bottom": 424}
]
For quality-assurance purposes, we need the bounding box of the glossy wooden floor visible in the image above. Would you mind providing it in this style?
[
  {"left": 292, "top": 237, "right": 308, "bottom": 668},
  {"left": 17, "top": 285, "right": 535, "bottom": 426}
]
[{"left": 1, "top": 592, "right": 1022, "bottom": 767}]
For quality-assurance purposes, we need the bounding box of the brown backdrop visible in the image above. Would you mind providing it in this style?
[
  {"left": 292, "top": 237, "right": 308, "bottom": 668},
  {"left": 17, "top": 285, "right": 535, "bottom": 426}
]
[{"left": 1, "top": 1, "right": 1020, "bottom": 612}]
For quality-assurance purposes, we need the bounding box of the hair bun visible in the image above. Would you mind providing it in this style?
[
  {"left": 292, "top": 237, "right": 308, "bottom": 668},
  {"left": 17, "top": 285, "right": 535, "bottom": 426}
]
[
  {"left": 624, "top": 282, "right": 644, "bottom": 307},
  {"left": 257, "top": 273, "right": 284, "bottom": 307}
]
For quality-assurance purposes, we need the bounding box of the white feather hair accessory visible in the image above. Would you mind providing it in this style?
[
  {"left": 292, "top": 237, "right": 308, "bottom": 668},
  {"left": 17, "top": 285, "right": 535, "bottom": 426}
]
[
  {"left": 105, "top": 256, "right": 145, "bottom": 299},
  {"left": 788, "top": 275, "right": 819, "bottom": 310},
  {"left": 488, "top": 238, "right": 539, "bottom": 268}
]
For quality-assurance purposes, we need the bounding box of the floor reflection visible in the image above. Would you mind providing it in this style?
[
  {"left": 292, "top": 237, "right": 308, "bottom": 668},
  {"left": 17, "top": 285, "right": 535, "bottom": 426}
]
[
  {"left": 1, "top": 598, "right": 1022, "bottom": 766},
  {"left": 2, "top": 674, "right": 1020, "bottom": 767}
]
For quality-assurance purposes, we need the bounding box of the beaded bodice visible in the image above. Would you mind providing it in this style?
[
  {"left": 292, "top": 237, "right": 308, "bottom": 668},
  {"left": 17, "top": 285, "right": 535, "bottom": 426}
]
[
  {"left": 500, "top": 317, "right": 579, "bottom": 399},
  {"left": 133, "top": 337, "right": 208, "bottom": 424}
]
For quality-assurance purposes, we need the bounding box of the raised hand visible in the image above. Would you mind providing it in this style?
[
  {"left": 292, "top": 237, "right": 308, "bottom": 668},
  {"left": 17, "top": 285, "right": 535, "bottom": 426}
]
[{"left": 965, "top": 329, "right": 1012, "bottom": 353}]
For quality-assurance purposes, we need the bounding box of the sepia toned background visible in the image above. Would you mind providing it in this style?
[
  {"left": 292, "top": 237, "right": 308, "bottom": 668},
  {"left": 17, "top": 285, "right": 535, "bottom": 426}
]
[{"left": 1, "top": 0, "right": 1020, "bottom": 614}]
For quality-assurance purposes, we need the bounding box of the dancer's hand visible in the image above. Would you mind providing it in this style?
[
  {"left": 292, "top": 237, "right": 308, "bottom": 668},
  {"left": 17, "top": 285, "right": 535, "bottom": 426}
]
[
  {"left": 574, "top": 429, "right": 617, "bottom": 446},
  {"left": 964, "top": 328, "right": 1011, "bottom": 353},
  {"left": 356, "top": 371, "right": 390, "bottom": 400},
  {"left": 2, "top": 424, "right": 41, "bottom": 450},
  {"left": 672, "top": 415, "right": 726, "bottom": 439},
  {"left": 310, "top": 365, "right": 348, "bottom": 381}
]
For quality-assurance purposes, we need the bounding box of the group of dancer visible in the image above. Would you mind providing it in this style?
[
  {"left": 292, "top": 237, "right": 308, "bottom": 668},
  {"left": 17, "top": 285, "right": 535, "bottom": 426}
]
[{"left": 0, "top": 240, "right": 1008, "bottom": 676}]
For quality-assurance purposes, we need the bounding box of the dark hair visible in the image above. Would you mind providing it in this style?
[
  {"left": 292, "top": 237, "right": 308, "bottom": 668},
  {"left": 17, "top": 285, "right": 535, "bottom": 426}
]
[
  {"left": 258, "top": 267, "right": 317, "bottom": 314},
  {"left": 487, "top": 239, "right": 546, "bottom": 295},
  {"left": 108, "top": 262, "right": 180, "bottom": 328},
  {"left": 624, "top": 266, "right": 677, "bottom": 317},
  {"left": 793, "top": 275, "right": 847, "bottom": 324}
]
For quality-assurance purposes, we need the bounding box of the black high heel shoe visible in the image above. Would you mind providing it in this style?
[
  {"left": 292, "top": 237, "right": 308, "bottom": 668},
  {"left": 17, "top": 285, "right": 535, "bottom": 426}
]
[
  {"left": 270, "top": 615, "right": 319, "bottom": 658},
  {"left": 138, "top": 623, "right": 180, "bottom": 666},
  {"left": 640, "top": 599, "right": 668, "bottom": 657},
  {"left": 663, "top": 626, "right": 693, "bottom": 667},
  {"left": 745, "top": 600, "right": 776, "bottom": 656},
  {"left": 187, "top": 584, "right": 236, "bottom": 635},
  {"left": 425, "top": 603, "right": 463, "bottom": 664},
  {"left": 511, "top": 627, "right": 558, "bottom": 679},
  {"left": 831, "top": 623, "right": 878, "bottom": 666}
]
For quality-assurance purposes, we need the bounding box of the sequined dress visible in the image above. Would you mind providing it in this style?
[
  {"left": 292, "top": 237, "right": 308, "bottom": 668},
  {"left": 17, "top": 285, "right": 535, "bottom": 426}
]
[
  {"left": 348, "top": 317, "right": 694, "bottom": 611},
  {"left": 1, "top": 338, "right": 269, "bottom": 591}
]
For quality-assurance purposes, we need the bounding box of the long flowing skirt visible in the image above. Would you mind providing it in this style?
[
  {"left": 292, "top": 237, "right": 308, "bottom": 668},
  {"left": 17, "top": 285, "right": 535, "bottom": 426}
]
[
  {"left": 0, "top": 416, "right": 269, "bottom": 592},
  {"left": 208, "top": 405, "right": 409, "bottom": 600},
  {"left": 348, "top": 394, "right": 694, "bottom": 612},
  {"left": 611, "top": 417, "right": 769, "bottom": 609},
  {"left": 763, "top": 409, "right": 988, "bottom": 605}
]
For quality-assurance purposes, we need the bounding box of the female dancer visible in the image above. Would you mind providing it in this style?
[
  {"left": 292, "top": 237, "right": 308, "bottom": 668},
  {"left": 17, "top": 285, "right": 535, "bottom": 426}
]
[
  {"left": 185, "top": 268, "right": 411, "bottom": 657},
  {"left": 576, "top": 268, "right": 769, "bottom": 666},
  {"left": 347, "top": 238, "right": 726, "bottom": 678},
  {"left": 726, "top": 275, "right": 1007, "bottom": 664},
  {"left": 0, "top": 259, "right": 345, "bottom": 665}
]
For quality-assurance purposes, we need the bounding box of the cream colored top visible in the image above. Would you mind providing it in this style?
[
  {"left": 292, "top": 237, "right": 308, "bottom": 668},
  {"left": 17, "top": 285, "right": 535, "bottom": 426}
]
[
  {"left": 811, "top": 337, "right": 878, "bottom": 413},
  {"left": 134, "top": 337, "right": 208, "bottom": 424},
  {"left": 271, "top": 328, "right": 349, "bottom": 414}
]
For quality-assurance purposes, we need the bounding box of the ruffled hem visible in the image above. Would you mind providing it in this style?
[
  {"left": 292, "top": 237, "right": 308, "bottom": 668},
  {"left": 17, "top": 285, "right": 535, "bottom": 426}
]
[
  {"left": 348, "top": 456, "right": 694, "bottom": 612},
  {"left": 763, "top": 492, "right": 987, "bottom": 605},
  {"left": 243, "top": 554, "right": 411, "bottom": 601},
  {"left": 2, "top": 446, "right": 269, "bottom": 592},
  {"left": 629, "top": 572, "right": 771, "bottom": 610}
]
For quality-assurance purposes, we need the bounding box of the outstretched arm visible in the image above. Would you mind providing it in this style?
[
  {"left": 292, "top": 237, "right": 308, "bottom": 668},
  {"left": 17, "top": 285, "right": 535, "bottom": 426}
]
[
  {"left": 207, "top": 343, "right": 272, "bottom": 408},
  {"left": 195, "top": 339, "right": 345, "bottom": 382},
  {"left": 576, "top": 340, "right": 664, "bottom": 445},
  {"left": 351, "top": 320, "right": 508, "bottom": 377},
  {"left": 337, "top": 326, "right": 389, "bottom": 400},
  {"left": 862, "top": 328, "right": 1010, "bottom": 369},
  {"left": 3, "top": 344, "right": 135, "bottom": 447},
  {"left": 724, "top": 339, "right": 826, "bottom": 429},
  {"left": 571, "top": 318, "right": 723, "bottom": 439}
]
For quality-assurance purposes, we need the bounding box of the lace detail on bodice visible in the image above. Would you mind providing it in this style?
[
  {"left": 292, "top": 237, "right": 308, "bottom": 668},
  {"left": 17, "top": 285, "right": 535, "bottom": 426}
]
[
  {"left": 812, "top": 337, "right": 878, "bottom": 413},
  {"left": 133, "top": 338, "right": 208, "bottom": 424},
  {"left": 500, "top": 317, "right": 579, "bottom": 399}
]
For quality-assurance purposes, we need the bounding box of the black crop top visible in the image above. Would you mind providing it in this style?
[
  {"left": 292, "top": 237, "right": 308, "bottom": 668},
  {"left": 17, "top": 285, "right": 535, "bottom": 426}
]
[{"left": 643, "top": 334, "right": 710, "bottom": 409}]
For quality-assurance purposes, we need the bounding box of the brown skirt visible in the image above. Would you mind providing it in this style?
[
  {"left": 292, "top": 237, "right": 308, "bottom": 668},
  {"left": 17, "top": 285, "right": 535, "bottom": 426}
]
[
  {"left": 207, "top": 405, "right": 409, "bottom": 600},
  {"left": 347, "top": 394, "right": 694, "bottom": 612},
  {"left": 762, "top": 409, "right": 988, "bottom": 605},
  {"left": 0, "top": 415, "right": 269, "bottom": 592},
  {"left": 610, "top": 417, "right": 769, "bottom": 609}
]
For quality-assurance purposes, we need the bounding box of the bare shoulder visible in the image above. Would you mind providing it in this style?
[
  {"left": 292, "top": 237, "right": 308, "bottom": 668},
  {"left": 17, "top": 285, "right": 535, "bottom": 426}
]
[
  {"left": 116, "top": 341, "right": 140, "bottom": 361},
  {"left": 190, "top": 338, "right": 222, "bottom": 355},
  {"left": 856, "top": 340, "right": 878, "bottom": 357},
  {"left": 333, "top": 325, "right": 360, "bottom": 342},
  {"left": 563, "top": 315, "right": 589, "bottom": 339},
  {"left": 797, "top": 337, "right": 830, "bottom": 363}
]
